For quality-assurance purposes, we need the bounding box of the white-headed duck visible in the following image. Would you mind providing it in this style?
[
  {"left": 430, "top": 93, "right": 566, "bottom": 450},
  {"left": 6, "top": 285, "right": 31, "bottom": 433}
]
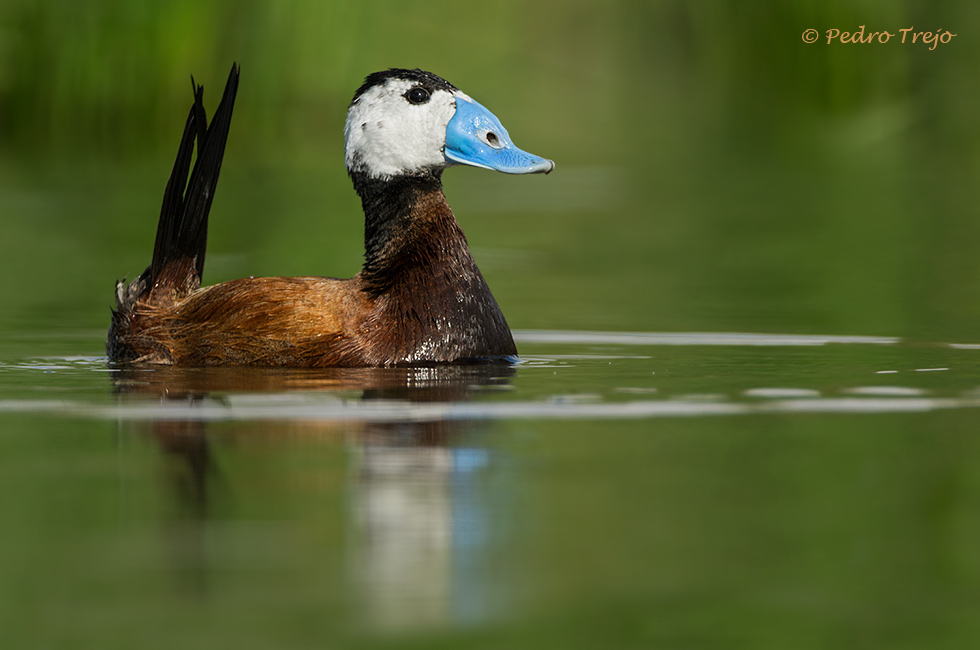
[{"left": 108, "top": 64, "right": 552, "bottom": 366}]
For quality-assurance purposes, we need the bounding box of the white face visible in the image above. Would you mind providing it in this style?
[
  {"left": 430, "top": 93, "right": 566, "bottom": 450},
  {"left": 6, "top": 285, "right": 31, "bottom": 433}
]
[{"left": 344, "top": 77, "right": 461, "bottom": 179}]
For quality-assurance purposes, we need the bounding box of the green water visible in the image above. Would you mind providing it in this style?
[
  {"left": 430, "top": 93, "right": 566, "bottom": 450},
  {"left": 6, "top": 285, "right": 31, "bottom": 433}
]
[
  {"left": 3, "top": 340, "right": 980, "bottom": 649},
  {"left": 4, "top": 1, "right": 980, "bottom": 648}
]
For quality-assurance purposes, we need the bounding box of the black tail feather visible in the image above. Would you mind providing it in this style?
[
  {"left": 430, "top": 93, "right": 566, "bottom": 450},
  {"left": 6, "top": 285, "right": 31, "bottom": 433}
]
[
  {"left": 151, "top": 81, "right": 206, "bottom": 283},
  {"left": 149, "top": 63, "right": 239, "bottom": 289},
  {"left": 190, "top": 75, "right": 208, "bottom": 151}
]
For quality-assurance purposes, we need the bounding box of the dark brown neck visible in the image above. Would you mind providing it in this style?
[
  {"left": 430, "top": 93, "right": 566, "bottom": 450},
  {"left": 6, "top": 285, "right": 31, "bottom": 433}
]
[
  {"left": 352, "top": 170, "right": 448, "bottom": 292},
  {"left": 349, "top": 170, "right": 517, "bottom": 363}
]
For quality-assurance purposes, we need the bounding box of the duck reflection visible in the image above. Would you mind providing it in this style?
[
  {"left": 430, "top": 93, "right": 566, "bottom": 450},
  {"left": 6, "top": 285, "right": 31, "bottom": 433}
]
[{"left": 112, "top": 363, "right": 514, "bottom": 627}]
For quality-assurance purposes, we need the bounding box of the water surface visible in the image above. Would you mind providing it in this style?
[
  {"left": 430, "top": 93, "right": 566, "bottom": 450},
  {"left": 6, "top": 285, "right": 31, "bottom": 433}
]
[{"left": 2, "top": 329, "right": 980, "bottom": 648}]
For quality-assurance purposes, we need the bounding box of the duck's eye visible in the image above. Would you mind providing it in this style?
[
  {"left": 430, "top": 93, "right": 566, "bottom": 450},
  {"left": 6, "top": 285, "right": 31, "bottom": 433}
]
[{"left": 406, "top": 87, "right": 430, "bottom": 105}]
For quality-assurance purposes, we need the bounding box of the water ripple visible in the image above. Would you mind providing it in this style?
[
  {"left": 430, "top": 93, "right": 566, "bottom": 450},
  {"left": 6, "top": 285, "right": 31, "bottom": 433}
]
[
  {"left": 513, "top": 330, "right": 900, "bottom": 347},
  {"left": 1, "top": 394, "right": 978, "bottom": 422}
]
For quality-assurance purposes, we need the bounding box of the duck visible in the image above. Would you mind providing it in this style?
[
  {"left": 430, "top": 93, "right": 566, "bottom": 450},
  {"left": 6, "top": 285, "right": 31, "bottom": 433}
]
[{"left": 107, "top": 64, "right": 552, "bottom": 367}]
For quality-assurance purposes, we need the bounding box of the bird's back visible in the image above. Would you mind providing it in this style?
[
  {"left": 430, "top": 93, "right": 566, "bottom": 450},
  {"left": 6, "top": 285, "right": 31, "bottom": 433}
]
[{"left": 110, "top": 276, "right": 369, "bottom": 366}]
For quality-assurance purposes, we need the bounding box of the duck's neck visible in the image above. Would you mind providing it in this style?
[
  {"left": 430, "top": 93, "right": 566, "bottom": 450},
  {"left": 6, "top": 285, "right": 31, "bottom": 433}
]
[
  {"left": 353, "top": 171, "right": 450, "bottom": 289},
  {"left": 349, "top": 170, "right": 516, "bottom": 363}
]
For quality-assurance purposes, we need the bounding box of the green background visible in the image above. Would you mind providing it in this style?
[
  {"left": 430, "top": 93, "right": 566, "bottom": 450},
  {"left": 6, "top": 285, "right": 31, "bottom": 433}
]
[{"left": 4, "top": 1, "right": 979, "bottom": 352}]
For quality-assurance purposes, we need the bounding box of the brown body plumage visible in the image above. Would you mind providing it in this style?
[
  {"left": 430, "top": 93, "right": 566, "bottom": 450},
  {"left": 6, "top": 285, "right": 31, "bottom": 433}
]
[{"left": 110, "top": 178, "right": 515, "bottom": 366}]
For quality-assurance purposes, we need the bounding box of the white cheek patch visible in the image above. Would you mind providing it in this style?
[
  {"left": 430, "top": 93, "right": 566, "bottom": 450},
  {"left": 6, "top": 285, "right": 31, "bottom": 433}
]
[{"left": 344, "top": 80, "right": 458, "bottom": 179}]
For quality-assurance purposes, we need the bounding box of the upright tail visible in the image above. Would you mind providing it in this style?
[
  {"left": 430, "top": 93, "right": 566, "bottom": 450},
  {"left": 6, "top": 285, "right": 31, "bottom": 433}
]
[
  {"left": 109, "top": 63, "right": 239, "bottom": 361},
  {"left": 151, "top": 62, "right": 240, "bottom": 293}
]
